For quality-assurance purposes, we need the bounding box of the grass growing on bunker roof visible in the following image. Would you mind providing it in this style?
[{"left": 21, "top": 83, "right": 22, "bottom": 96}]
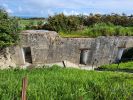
[{"left": 59, "top": 23, "right": 133, "bottom": 38}]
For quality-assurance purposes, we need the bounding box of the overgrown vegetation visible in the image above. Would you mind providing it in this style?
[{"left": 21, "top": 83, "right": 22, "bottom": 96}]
[
  {"left": 83, "top": 13, "right": 133, "bottom": 27},
  {"left": 59, "top": 23, "right": 133, "bottom": 37},
  {"left": 47, "top": 13, "right": 83, "bottom": 32},
  {"left": 99, "top": 61, "right": 133, "bottom": 71},
  {"left": 18, "top": 19, "right": 47, "bottom": 30},
  {"left": 43, "top": 13, "right": 133, "bottom": 37},
  {"left": 0, "top": 8, "right": 19, "bottom": 47},
  {"left": 18, "top": 13, "right": 133, "bottom": 37},
  {"left": 0, "top": 65, "right": 133, "bottom": 100}
]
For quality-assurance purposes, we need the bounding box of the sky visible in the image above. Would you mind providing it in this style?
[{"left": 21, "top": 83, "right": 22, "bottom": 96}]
[{"left": 0, "top": 0, "right": 133, "bottom": 17}]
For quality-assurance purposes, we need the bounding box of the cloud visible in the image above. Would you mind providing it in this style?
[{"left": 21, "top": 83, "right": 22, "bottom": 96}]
[
  {"left": 2, "top": 3, "right": 14, "bottom": 14},
  {"left": 0, "top": 0, "right": 133, "bottom": 17},
  {"left": 6, "top": 8, "right": 14, "bottom": 13},
  {"left": 63, "top": 10, "right": 80, "bottom": 16}
]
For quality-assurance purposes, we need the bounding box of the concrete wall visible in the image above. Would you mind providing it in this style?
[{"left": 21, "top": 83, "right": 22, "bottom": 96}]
[
  {"left": 20, "top": 30, "right": 94, "bottom": 65},
  {"left": 1, "top": 30, "right": 133, "bottom": 68}
]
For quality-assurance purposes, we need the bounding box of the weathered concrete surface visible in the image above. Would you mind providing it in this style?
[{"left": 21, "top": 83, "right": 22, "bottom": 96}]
[
  {"left": 0, "top": 48, "right": 16, "bottom": 69},
  {"left": 1, "top": 30, "right": 133, "bottom": 69},
  {"left": 20, "top": 30, "right": 94, "bottom": 66}
]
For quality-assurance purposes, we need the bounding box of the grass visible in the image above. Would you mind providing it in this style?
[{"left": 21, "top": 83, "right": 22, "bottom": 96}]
[
  {"left": 0, "top": 65, "right": 133, "bottom": 100},
  {"left": 59, "top": 31, "right": 90, "bottom": 38},
  {"left": 99, "top": 61, "right": 133, "bottom": 71},
  {"left": 18, "top": 19, "right": 47, "bottom": 30},
  {"left": 59, "top": 23, "right": 133, "bottom": 38}
]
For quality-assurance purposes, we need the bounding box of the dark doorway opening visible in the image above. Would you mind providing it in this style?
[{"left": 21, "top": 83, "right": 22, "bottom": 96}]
[
  {"left": 116, "top": 47, "right": 125, "bottom": 62},
  {"left": 80, "top": 49, "right": 89, "bottom": 65},
  {"left": 23, "top": 47, "right": 32, "bottom": 63},
  {"left": 121, "top": 47, "right": 133, "bottom": 62}
]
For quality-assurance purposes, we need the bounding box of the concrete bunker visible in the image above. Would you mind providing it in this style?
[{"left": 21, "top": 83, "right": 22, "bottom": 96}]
[
  {"left": 22, "top": 47, "right": 32, "bottom": 64},
  {"left": 1, "top": 30, "right": 133, "bottom": 68}
]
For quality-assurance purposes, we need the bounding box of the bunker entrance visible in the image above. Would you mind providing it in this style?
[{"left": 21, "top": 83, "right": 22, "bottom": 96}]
[
  {"left": 23, "top": 47, "right": 32, "bottom": 63},
  {"left": 121, "top": 47, "right": 133, "bottom": 62},
  {"left": 80, "top": 49, "right": 89, "bottom": 65},
  {"left": 116, "top": 47, "right": 125, "bottom": 62}
]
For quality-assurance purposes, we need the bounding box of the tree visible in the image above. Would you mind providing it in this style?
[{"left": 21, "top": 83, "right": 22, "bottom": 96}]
[{"left": 0, "top": 8, "right": 19, "bottom": 47}]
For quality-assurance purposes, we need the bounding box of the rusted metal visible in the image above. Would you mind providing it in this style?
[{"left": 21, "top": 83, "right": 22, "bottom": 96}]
[
  {"left": 21, "top": 77, "right": 28, "bottom": 100},
  {"left": 62, "top": 61, "right": 66, "bottom": 68}
]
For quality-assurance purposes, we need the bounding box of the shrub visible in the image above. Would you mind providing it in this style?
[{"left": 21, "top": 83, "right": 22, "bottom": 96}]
[
  {"left": 47, "top": 13, "right": 82, "bottom": 32},
  {"left": 0, "top": 8, "right": 19, "bottom": 47}
]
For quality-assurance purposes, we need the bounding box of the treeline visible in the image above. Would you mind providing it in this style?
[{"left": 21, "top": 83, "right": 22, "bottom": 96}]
[
  {"left": 21, "top": 17, "right": 46, "bottom": 20},
  {"left": 83, "top": 13, "right": 133, "bottom": 27},
  {"left": 19, "top": 13, "right": 133, "bottom": 32},
  {"left": 43, "top": 13, "right": 133, "bottom": 32}
]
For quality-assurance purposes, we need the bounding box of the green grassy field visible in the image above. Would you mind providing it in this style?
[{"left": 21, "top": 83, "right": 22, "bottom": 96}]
[{"left": 0, "top": 65, "right": 133, "bottom": 100}]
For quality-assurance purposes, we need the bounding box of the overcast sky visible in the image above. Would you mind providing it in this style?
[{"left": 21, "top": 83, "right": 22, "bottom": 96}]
[{"left": 0, "top": 0, "right": 133, "bottom": 17}]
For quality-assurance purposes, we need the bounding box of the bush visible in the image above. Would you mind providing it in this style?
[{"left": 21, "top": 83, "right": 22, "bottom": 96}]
[
  {"left": 0, "top": 8, "right": 19, "bottom": 47},
  {"left": 47, "top": 13, "right": 83, "bottom": 32}
]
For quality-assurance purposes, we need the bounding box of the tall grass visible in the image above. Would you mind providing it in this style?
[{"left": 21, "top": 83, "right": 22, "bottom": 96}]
[
  {"left": 0, "top": 65, "right": 133, "bottom": 100},
  {"left": 99, "top": 61, "right": 133, "bottom": 71},
  {"left": 60, "top": 23, "right": 133, "bottom": 38}
]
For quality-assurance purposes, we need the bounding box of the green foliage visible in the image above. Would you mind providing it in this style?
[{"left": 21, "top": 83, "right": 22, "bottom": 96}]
[
  {"left": 83, "top": 13, "right": 133, "bottom": 27},
  {"left": 60, "top": 22, "right": 133, "bottom": 38},
  {"left": 40, "top": 13, "right": 133, "bottom": 37},
  {"left": 0, "top": 8, "right": 8, "bottom": 19},
  {"left": 19, "top": 19, "right": 47, "bottom": 30},
  {"left": 100, "top": 61, "right": 133, "bottom": 71},
  {"left": 47, "top": 13, "right": 83, "bottom": 32},
  {"left": 0, "top": 8, "right": 19, "bottom": 47},
  {"left": 0, "top": 65, "right": 133, "bottom": 100},
  {"left": 18, "top": 13, "right": 133, "bottom": 38}
]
